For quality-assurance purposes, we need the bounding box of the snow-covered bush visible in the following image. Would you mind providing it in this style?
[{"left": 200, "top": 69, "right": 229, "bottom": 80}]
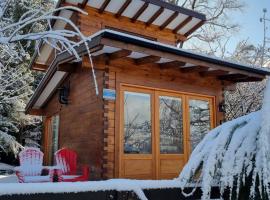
[{"left": 178, "top": 79, "right": 270, "bottom": 200}]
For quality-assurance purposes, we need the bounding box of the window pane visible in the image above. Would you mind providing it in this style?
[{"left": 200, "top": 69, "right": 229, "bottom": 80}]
[
  {"left": 51, "top": 115, "right": 59, "bottom": 155},
  {"left": 189, "top": 99, "right": 211, "bottom": 151},
  {"left": 159, "top": 96, "right": 183, "bottom": 154},
  {"left": 124, "top": 91, "right": 151, "bottom": 154}
]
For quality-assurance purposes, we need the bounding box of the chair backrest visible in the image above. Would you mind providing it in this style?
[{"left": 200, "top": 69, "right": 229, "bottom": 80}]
[
  {"left": 55, "top": 148, "right": 77, "bottom": 175},
  {"left": 19, "top": 148, "right": 43, "bottom": 176}
]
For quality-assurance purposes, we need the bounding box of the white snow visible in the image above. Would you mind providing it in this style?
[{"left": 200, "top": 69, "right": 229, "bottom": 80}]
[
  {"left": 0, "top": 162, "right": 14, "bottom": 171},
  {"left": 177, "top": 78, "right": 270, "bottom": 199},
  {"left": 0, "top": 179, "right": 184, "bottom": 200}
]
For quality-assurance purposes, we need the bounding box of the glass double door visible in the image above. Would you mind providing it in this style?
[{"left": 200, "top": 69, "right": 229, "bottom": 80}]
[{"left": 119, "top": 85, "right": 214, "bottom": 179}]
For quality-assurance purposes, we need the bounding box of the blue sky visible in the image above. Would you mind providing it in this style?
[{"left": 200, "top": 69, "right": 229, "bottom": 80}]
[{"left": 228, "top": 0, "right": 269, "bottom": 52}]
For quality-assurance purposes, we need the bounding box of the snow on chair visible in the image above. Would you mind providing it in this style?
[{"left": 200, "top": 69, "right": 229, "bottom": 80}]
[
  {"left": 15, "top": 148, "right": 53, "bottom": 183},
  {"left": 55, "top": 148, "right": 90, "bottom": 182}
]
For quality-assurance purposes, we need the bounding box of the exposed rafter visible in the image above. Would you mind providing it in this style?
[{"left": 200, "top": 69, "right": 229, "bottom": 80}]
[
  {"left": 78, "top": 0, "right": 88, "bottom": 8},
  {"left": 108, "top": 49, "right": 132, "bottom": 60},
  {"left": 200, "top": 70, "right": 229, "bottom": 77},
  {"left": 181, "top": 65, "right": 209, "bottom": 73},
  {"left": 115, "top": 0, "right": 132, "bottom": 18},
  {"left": 135, "top": 55, "right": 161, "bottom": 65},
  {"left": 184, "top": 20, "right": 205, "bottom": 37},
  {"left": 159, "top": 61, "right": 186, "bottom": 68},
  {"left": 218, "top": 74, "right": 247, "bottom": 81},
  {"left": 173, "top": 16, "right": 192, "bottom": 33},
  {"left": 99, "top": 0, "right": 111, "bottom": 14},
  {"left": 160, "top": 11, "right": 178, "bottom": 30},
  {"left": 131, "top": 2, "right": 149, "bottom": 22},
  {"left": 146, "top": 7, "right": 164, "bottom": 26}
]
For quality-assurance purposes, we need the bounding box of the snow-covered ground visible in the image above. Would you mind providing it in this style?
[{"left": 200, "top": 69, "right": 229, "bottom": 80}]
[
  {"left": 0, "top": 174, "right": 17, "bottom": 183},
  {"left": 0, "top": 162, "right": 14, "bottom": 171}
]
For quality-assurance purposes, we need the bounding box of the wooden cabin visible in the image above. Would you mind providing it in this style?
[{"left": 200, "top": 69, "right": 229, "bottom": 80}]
[{"left": 26, "top": 0, "right": 270, "bottom": 180}]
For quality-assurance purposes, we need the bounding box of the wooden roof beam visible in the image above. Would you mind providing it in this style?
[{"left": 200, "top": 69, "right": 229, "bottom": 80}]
[
  {"left": 218, "top": 73, "right": 247, "bottom": 81},
  {"left": 173, "top": 16, "right": 192, "bottom": 33},
  {"left": 115, "top": 0, "right": 132, "bottom": 18},
  {"left": 184, "top": 20, "right": 205, "bottom": 37},
  {"left": 78, "top": 0, "right": 88, "bottom": 8},
  {"left": 32, "top": 63, "right": 48, "bottom": 71},
  {"left": 181, "top": 65, "right": 209, "bottom": 73},
  {"left": 146, "top": 7, "right": 164, "bottom": 26},
  {"left": 99, "top": 0, "right": 111, "bottom": 14},
  {"left": 160, "top": 11, "right": 178, "bottom": 30},
  {"left": 200, "top": 70, "right": 229, "bottom": 77},
  {"left": 159, "top": 61, "right": 186, "bottom": 68},
  {"left": 131, "top": 2, "right": 149, "bottom": 22},
  {"left": 57, "top": 62, "right": 80, "bottom": 72},
  {"left": 135, "top": 55, "right": 161, "bottom": 65},
  {"left": 108, "top": 49, "right": 132, "bottom": 60}
]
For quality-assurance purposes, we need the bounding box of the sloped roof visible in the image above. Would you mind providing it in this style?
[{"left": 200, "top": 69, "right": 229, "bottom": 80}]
[{"left": 25, "top": 29, "right": 270, "bottom": 114}]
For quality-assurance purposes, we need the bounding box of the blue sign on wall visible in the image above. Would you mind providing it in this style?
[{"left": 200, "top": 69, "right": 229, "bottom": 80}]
[{"left": 103, "top": 89, "right": 116, "bottom": 100}]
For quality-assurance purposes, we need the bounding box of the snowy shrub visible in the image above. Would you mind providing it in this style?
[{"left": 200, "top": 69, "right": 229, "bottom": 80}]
[{"left": 178, "top": 79, "right": 270, "bottom": 200}]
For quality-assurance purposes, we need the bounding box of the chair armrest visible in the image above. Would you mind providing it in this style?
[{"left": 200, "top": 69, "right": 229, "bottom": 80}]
[{"left": 80, "top": 165, "right": 90, "bottom": 180}]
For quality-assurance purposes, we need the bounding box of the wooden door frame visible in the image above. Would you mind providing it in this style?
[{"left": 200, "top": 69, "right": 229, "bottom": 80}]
[
  {"left": 118, "top": 85, "right": 155, "bottom": 178},
  {"left": 117, "top": 83, "right": 216, "bottom": 179}
]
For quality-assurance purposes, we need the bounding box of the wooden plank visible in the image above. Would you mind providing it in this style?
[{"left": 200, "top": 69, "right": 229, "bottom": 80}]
[
  {"left": 99, "top": 0, "right": 111, "bottom": 13},
  {"left": 78, "top": 0, "right": 88, "bottom": 8},
  {"left": 218, "top": 73, "right": 247, "bottom": 81},
  {"left": 115, "top": 0, "right": 132, "bottom": 18},
  {"left": 146, "top": 7, "right": 164, "bottom": 26},
  {"left": 108, "top": 49, "right": 132, "bottom": 60},
  {"left": 200, "top": 70, "right": 229, "bottom": 77},
  {"left": 135, "top": 55, "right": 161, "bottom": 65},
  {"left": 28, "top": 108, "right": 44, "bottom": 116},
  {"left": 160, "top": 11, "right": 178, "bottom": 30},
  {"left": 131, "top": 2, "right": 149, "bottom": 22},
  {"left": 57, "top": 62, "right": 79, "bottom": 72},
  {"left": 101, "top": 38, "right": 264, "bottom": 79},
  {"left": 181, "top": 66, "right": 209, "bottom": 73},
  {"left": 184, "top": 20, "right": 205, "bottom": 37},
  {"left": 173, "top": 16, "right": 192, "bottom": 33},
  {"left": 32, "top": 63, "right": 48, "bottom": 71},
  {"left": 159, "top": 61, "right": 186, "bottom": 69}
]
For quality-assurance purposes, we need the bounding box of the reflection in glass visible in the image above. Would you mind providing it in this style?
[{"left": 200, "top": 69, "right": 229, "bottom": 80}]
[
  {"left": 124, "top": 91, "right": 151, "bottom": 154},
  {"left": 159, "top": 96, "right": 183, "bottom": 154},
  {"left": 189, "top": 99, "right": 211, "bottom": 151}
]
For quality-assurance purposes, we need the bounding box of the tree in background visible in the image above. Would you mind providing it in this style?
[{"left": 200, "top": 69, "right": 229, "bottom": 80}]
[
  {"left": 165, "top": 0, "right": 244, "bottom": 53},
  {"left": 0, "top": 0, "right": 52, "bottom": 163},
  {"left": 225, "top": 40, "right": 270, "bottom": 121},
  {"left": 0, "top": 1, "right": 98, "bottom": 164},
  {"left": 165, "top": 0, "right": 270, "bottom": 121}
]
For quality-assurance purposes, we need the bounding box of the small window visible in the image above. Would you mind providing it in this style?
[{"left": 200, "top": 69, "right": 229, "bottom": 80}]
[
  {"left": 124, "top": 91, "right": 152, "bottom": 154},
  {"left": 189, "top": 99, "right": 211, "bottom": 151},
  {"left": 46, "top": 115, "right": 60, "bottom": 164}
]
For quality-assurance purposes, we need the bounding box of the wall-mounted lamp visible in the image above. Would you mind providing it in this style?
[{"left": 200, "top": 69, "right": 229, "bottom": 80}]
[
  {"left": 58, "top": 83, "right": 70, "bottom": 105},
  {"left": 218, "top": 101, "right": 225, "bottom": 113}
]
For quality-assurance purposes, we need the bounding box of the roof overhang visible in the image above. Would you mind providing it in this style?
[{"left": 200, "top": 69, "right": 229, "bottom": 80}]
[
  {"left": 30, "top": 0, "right": 206, "bottom": 71},
  {"left": 26, "top": 29, "right": 270, "bottom": 115},
  {"left": 66, "top": 0, "right": 206, "bottom": 35}
]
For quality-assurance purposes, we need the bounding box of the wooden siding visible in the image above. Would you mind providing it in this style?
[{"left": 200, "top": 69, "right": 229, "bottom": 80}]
[
  {"left": 41, "top": 58, "right": 225, "bottom": 179},
  {"left": 42, "top": 67, "right": 105, "bottom": 180},
  {"left": 78, "top": 6, "right": 182, "bottom": 46},
  {"left": 98, "top": 59, "right": 225, "bottom": 179}
]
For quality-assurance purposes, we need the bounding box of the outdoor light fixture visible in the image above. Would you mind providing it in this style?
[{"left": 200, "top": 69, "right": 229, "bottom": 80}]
[
  {"left": 58, "top": 83, "right": 70, "bottom": 105},
  {"left": 218, "top": 102, "right": 225, "bottom": 112}
]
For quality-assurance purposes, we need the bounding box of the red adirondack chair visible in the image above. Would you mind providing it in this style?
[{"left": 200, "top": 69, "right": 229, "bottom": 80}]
[
  {"left": 55, "top": 148, "right": 90, "bottom": 182},
  {"left": 15, "top": 148, "right": 53, "bottom": 183}
]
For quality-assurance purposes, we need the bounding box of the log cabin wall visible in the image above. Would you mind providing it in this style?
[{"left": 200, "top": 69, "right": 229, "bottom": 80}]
[
  {"left": 42, "top": 67, "right": 105, "bottom": 180},
  {"left": 78, "top": 6, "right": 183, "bottom": 46},
  {"left": 96, "top": 58, "right": 225, "bottom": 179}
]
